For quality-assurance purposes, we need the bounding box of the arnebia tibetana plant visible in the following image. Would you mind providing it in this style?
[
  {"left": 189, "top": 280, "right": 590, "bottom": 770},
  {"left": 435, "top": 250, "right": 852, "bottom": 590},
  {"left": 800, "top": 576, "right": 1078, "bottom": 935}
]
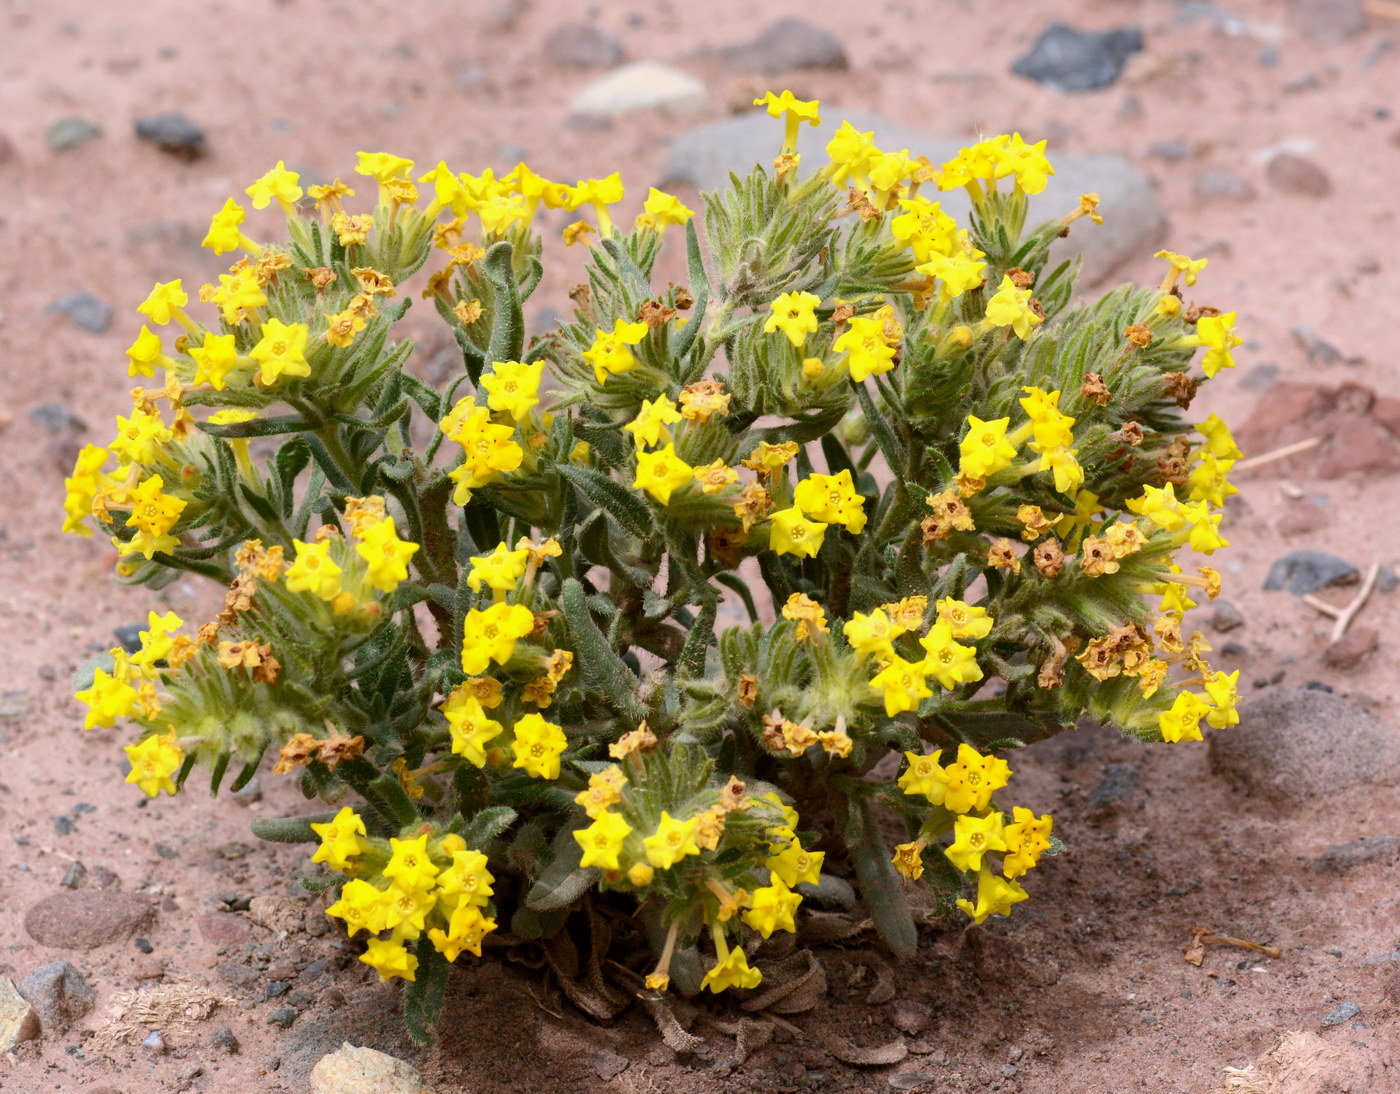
[{"left": 65, "top": 92, "right": 1245, "bottom": 1035}]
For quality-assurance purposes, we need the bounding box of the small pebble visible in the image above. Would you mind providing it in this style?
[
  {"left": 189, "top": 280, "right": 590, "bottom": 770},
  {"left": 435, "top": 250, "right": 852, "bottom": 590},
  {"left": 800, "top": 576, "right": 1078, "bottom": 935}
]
[
  {"left": 134, "top": 938, "right": 154, "bottom": 954},
  {"left": 60, "top": 862, "right": 87, "bottom": 889},
  {"left": 134, "top": 113, "right": 206, "bottom": 160},
  {"left": 141, "top": 1030, "right": 166, "bottom": 1055},
  {"left": 1321, "top": 1001, "right": 1360, "bottom": 1027},
  {"left": 266, "top": 1006, "right": 298, "bottom": 1028},
  {"left": 212, "top": 1025, "right": 240, "bottom": 1054}
]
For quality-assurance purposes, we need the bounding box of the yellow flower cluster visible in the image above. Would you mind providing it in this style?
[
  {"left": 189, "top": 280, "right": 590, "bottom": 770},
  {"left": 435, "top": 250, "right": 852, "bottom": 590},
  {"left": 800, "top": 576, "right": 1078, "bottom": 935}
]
[
  {"left": 851, "top": 596, "right": 990, "bottom": 716},
  {"left": 316, "top": 809, "right": 498, "bottom": 980}
]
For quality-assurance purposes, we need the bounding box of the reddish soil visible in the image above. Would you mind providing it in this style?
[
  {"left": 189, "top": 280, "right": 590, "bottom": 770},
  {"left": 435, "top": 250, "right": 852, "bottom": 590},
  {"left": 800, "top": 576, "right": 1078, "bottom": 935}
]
[{"left": 1, "top": 0, "right": 1398, "bottom": 1091}]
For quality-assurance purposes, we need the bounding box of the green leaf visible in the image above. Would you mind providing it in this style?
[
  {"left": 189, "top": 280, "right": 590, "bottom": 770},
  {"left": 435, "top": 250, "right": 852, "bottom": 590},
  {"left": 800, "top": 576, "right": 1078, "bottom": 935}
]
[
  {"left": 483, "top": 240, "right": 525, "bottom": 364},
  {"left": 208, "top": 752, "right": 231, "bottom": 797},
  {"left": 560, "top": 578, "right": 646, "bottom": 723},
  {"left": 856, "top": 381, "right": 907, "bottom": 471},
  {"left": 404, "top": 938, "right": 451, "bottom": 1044},
  {"left": 844, "top": 796, "right": 918, "bottom": 958},
  {"left": 525, "top": 826, "right": 598, "bottom": 911},
  {"left": 676, "top": 593, "right": 717, "bottom": 678},
  {"left": 464, "top": 805, "right": 518, "bottom": 847},
  {"left": 229, "top": 746, "right": 266, "bottom": 793},
  {"left": 713, "top": 572, "right": 760, "bottom": 623},
  {"left": 360, "top": 772, "right": 422, "bottom": 831},
  {"left": 250, "top": 812, "right": 338, "bottom": 843},
  {"left": 558, "top": 463, "right": 653, "bottom": 540}
]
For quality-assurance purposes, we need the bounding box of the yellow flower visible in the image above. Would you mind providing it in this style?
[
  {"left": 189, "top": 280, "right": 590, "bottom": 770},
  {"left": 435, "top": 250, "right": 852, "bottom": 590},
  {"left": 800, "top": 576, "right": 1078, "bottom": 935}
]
[
  {"left": 941, "top": 743, "right": 1011, "bottom": 814},
  {"left": 575, "top": 766, "right": 627, "bottom": 819},
  {"left": 869, "top": 656, "right": 933, "bottom": 717},
  {"left": 208, "top": 266, "right": 267, "bottom": 324},
  {"left": 1194, "top": 312, "right": 1243, "bottom": 377},
  {"left": 461, "top": 602, "right": 535, "bottom": 675},
  {"left": 310, "top": 807, "right": 368, "bottom": 872},
  {"left": 466, "top": 543, "right": 530, "bottom": 595},
  {"left": 692, "top": 459, "right": 738, "bottom": 495},
  {"left": 428, "top": 904, "right": 497, "bottom": 961},
  {"left": 832, "top": 314, "right": 898, "bottom": 381},
  {"left": 892, "top": 841, "right": 926, "bottom": 880},
  {"left": 356, "top": 151, "right": 416, "bottom": 184},
  {"left": 568, "top": 173, "right": 625, "bottom": 233},
  {"left": 643, "top": 811, "right": 701, "bottom": 870},
  {"left": 383, "top": 833, "right": 439, "bottom": 894},
  {"left": 130, "top": 610, "right": 184, "bottom": 674},
  {"left": 1002, "top": 807, "right": 1053, "bottom": 879},
  {"left": 285, "top": 538, "right": 343, "bottom": 601},
  {"left": 437, "top": 848, "right": 495, "bottom": 910},
  {"left": 511, "top": 713, "right": 568, "bottom": 779},
  {"left": 793, "top": 469, "right": 866, "bottom": 533},
  {"left": 768, "top": 506, "right": 827, "bottom": 558},
  {"left": 1155, "top": 249, "right": 1209, "bottom": 287},
  {"left": 935, "top": 598, "right": 993, "bottom": 640},
  {"left": 1203, "top": 669, "right": 1240, "bottom": 729},
  {"left": 1159, "top": 690, "right": 1210, "bottom": 743},
  {"left": 574, "top": 811, "right": 633, "bottom": 871},
  {"left": 763, "top": 291, "right": 821, "bottom": 348},
  {"left": 984, "top": 274, "right": 1043, "bottom": 339},
  {"left": 201, "top": 198, "right": 252, "bottom": 255},
  {"left": 581, "top": 319, "right": 648, "bottom": 385},
  {"left": 360, "top": 938, "right": 418, "bottom": 982},
  {"left": 890, "top": 196, "right": 958, "bottom": 263},
  {"left": 124, "top": 731, "right": 182, "bottom": 798},
  {"left": 418, "top": 160, "right": 472, "bottom": 216},
  {"left": 324, "top": 308, "right": 366, "bottom": 348},
  {"left": 125, "top": 325, "right": 171, "bottom": 378},
  {"left": 882, "top": 596, "right": 929, "bottom": 632},
  {"left": 110, "top": 406, "right": 173, "bottom": 465},
  {"left": 701, "top": 942, "right": 762, "bottom": 993},
  {"left": 741, "top": 440, "right": 800, "bottom": 476},
  {"left": 956, "top": 865, "right": 1028, "bottom": 925},
  {"left": 189, "top": 332, "right": 242, "bottom": 390},
  {"left": 442, "top": 402, "right": 524, "bottom": 501},
  {"left": 1127, "top": 482, "right": 1186, "bottom": 531},
  {"left": 765, "top": 839, "right": 823, "bottom": 887},
  {"left": 1197, "top": 414, "right": 1243, "bottom": 460},
  {"left": 623, "top": 394, "right": 683, "bottom": 448},
  {"left": 959, "top": 416, "right": 1017, "bottom": 479},
  {"left": 249, "top": 318, "right": 311, "bottom": 386},
  {"left": 919, "top": 623, "right": 984, "bottom": 690},
  {"left": 245, "top": 160, "right": 303, "bottom": 213},
  {"left": 754, "top": 90, "right": 821, "bottom": 153},
  {"left": 844, "top": 608, "right": 905, "bottom": 661},
  {"left": 356, "top": 516, "right": 419, "bottom": 592},
  {"left": 991, "top": 132, "right": 1054, "bottom": 195},
  {"left": 633, "top": 444, "right": 695, "bottom": 505},
  {"left": 917, "top": 244, "right": 988, "bottom": 300},
  {"left": 480, "top": 359, "right": 544, "bottom": 421},
  {"left": 124, "top": 474, "right": 187, "bottom": 540},
  {"left": 326, "top": 879, "right": 393, "bottom": 936},
  {"left": 75, "top": 664, "right": 139, "bottom": 730},
  {"left": 825, "top": 120, "right": 880, "bottom": 187},
  {"left": 742, "top": 877, "right": 801, "bottom": 939},
  {"left": 443, "top": 691, "right": 504, "bottom": 767},
  {"left": 944, "top": 811, "right": 1008, "bottom": 873},
  {"left": 136, "top": 280, "right": 189, "bottom": 326},
  {"left": 641, "top": 188, "right": 694, "bottom": 233},
  {"left": 62, "top": 444, "right": 109, "bottom": 537}
]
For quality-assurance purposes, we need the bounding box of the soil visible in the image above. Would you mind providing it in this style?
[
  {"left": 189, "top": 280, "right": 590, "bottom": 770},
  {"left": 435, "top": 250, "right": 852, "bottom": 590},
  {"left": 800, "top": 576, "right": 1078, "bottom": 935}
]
[{"left": 1, "top": 0, "right": 1399, "bottom": 1091}]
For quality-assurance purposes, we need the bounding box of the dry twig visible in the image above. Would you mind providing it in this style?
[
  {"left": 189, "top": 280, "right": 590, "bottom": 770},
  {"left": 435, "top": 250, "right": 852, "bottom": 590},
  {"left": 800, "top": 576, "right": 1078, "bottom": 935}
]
[
  {"left": 1232, "top": 436, "right": 1321, "bottom": 473},
  {"left": 1301, "top": 562, "right": 1380, "bottom": 642},
  {"left": 1183, "top": 924, "right": 1282, "bottom": 967}
]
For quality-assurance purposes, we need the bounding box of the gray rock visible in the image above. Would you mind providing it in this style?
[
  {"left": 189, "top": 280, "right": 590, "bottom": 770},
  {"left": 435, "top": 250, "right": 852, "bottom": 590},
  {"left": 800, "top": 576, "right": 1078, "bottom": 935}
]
[
  {"left": 568, "top": 61, "right": 706, "bottom": 119},
  {"left": 1323, "top": 626, "right": 1378, "bottom": 670},
  {"left": 212, "top": 1025, "right": 240, "bottom": 1054},
  {"left": 591, "top": 1050, "right": 630, "bottom": 1081},
  {"left": 542, "top": 23, "right": 623, "bottom": 68},
  {"left": 134, "top": 114, "right": 206, "bottom": 161},
  {"left": 47, "top": 291, "right": 112, "bottom": 335},
  {"left": 142, "top": 1029, "right": 166, "bottom": 1055},
  {"left": 1266, "top": 152, "right": 1331, "bottom": 197},
  {"left": 1209, "top": 689, "right": 1400, "bottom": 805},
  {"left": 17, "top": 962, "right": 96, "bottom": 1034},
  {"left": 1087, "top": 762, "right": 1142, "bottom": 815},
  {"left": 268, "top": 1006, "right": 299, "bottom": 1028},
  {"left": 1313, "top": 835, "right": 1400, "bottom": 873},
  {"left": 1210, "top": 601, "right": 1245, "bottom": 632},
  {"left": 1149, "top": 139, "right": 1191, "bottom": 161},
  {"left": 1193, "top": 168, "right": 1257, "bottom": 202},
  {"left": 278, "top": 990, "right": 423, "bottom": 1086},
  {"left": 721, "top": 18, "right": 848, "bottom": 74},
  {"left": 60, "top": 862, "right": 87, "bottom": 889},
  {"left": 113, "top": 623, "right": 144, "bottom": 653},
  {"left": 29, "top": 402, "right": 87, "bottom": 434},
  {"left": 1292, "top": 0, "right": 1366, "bottom": 43},
  {"left": 1011, "top": 23, "right": 1144, "bottom": 93},
  {"left": 1263, "top": 550, "right": 1357, "bottom": 594},
  {"left": 23, "top": 890, "right": 155, "bottom": 950},
  {"left": 661, "top": 111, "right": 1168, "bottom": 287},
  {"left": 0, "top": 978, "right": 39, "bottom": 1051},
  {"left": 309, "top": 1043, "right": 436, "bottom": 1094},
  {"left": 46, "top": 116, "right": 101, "bottom": 152},
  {"left": 1320, "top": 1001, "right": 1360, "bottom": 1027}
]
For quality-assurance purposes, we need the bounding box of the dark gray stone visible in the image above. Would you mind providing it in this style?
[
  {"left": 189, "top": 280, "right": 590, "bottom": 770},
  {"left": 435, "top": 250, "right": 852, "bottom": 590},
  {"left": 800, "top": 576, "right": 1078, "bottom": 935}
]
[
  {"left": 47, "top": 292, "right": 112, "bottom": 335},
  {"left": 46, "top": 117, "right": 101, "bottom": 152},
  {"left": 1149, "top": 139, "right": 1191, "bottom": 161},
  {"left": 1086, "top": 762, "right": 1142, "bottom": 815},
  {"left": 542, "top": 23, "right": 623, "bottom": 68},
  {"left": 1263, "top": 550, "right": 1357, "bottom": 594},
  {"left": 23, "top": 891, "right": 155, "bottom": 950},
  {"left": 1313, "top": 836, "right": 1400, "bottom": 874},
  {"left": 17, "top": 961, "right": 96, "bottom": 1034},
  {"left": 1210, "top": 601, "right": 1245, "bottom": 633},
  {"left": 60, "top": 862, "right": 87, "bottom": 890},
  {"left": 212, "top": 1025, "right": 240, "bottom": 1054},
  {"left": 1193, "top": 168, "right": 1257, "bottom": 202},
  {"left": 722, "top": 18, "right": 848, "bottom": 74},
  {"left": 267, "top": 1006, "right": 298, "bottom": 1028},
  {"left": 134, "top": 114, "right": 206, "bottom": 160},
  {"left": 1292, "top": 0, "right": 1366, "bottom": 43},
  {"left": 29, "top": 403, "right": 87, "bottom": 435},
  {"left": 112, "top": 623, "right": 144, "bottom": 653},
  {"left": 661, "top": 111, "right": 1168, "bottom": 287},
  {"left": 1320, "top": 1001, "right": 1360, "bottom": 1027},
  {"left": 1209, "top": 689, "right": 1400, "bottom": 805},
  {"left": 1011, "top": 23, "right": 1144, "bottom": 92}
]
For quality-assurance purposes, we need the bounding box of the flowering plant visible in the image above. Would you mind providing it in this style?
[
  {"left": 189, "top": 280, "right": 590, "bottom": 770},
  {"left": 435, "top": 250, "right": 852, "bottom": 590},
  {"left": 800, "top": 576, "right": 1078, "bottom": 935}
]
[{"left": 65, "top": 92, "right": 1243, "bottom": 1037}]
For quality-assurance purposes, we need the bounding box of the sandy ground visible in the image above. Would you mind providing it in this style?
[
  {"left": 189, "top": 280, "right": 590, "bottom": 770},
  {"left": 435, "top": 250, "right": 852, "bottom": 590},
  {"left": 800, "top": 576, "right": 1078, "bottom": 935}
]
[{"left": 1, "top": 0, "right": 1399, "bottom": 1091}]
